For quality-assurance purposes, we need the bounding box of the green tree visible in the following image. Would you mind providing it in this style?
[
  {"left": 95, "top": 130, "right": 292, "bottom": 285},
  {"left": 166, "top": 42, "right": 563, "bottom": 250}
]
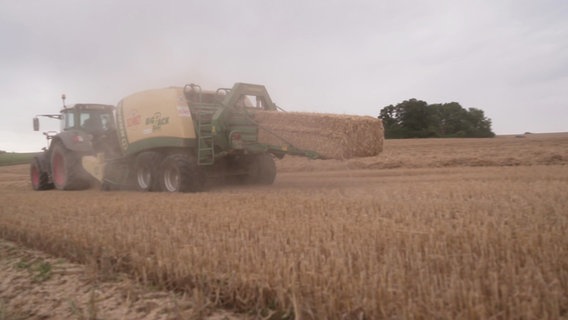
[
  {"left": 430, "top": 102, "right": 468, "bottom": 137},
  {"left": 379, "top": 100, "right": 494, "bottom": 138},
  {"left": 464, "top": 107, "right": 495, "bottom": 137},
  {"left": 379, "top": 99, "right": 436, "bottom": 138}
]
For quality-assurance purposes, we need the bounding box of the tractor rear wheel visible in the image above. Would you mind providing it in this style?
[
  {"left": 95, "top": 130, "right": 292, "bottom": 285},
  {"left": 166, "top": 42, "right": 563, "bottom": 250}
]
[
  {"left": 160, "top": 153, "right": 205, "bottom": 193},
  {"left": 50, "top": 143, "right": 90, "bottom": 190},
  {"left": 134, "top": 151, "right": 163, "bottom": 191},
  {"left": 30, "top": 157, "right": 53, "bottom": 191}
]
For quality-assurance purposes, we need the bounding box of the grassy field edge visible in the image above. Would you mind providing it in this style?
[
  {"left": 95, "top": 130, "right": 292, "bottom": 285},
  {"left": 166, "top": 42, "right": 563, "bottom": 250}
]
[{"left": 0, "top": 153, "right": 39, "bottom": 167}]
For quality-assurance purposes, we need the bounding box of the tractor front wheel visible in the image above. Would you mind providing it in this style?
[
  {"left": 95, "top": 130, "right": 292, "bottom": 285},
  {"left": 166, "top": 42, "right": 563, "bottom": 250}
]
[
  {"left": 30, "top": 157, "right": 53, "bottom": 191},
  {"left": 160, "top": 154, "right": 205, "bottom": 193},
  {"left": 50, "top": 143, "right": 90, "bottom": 190}
]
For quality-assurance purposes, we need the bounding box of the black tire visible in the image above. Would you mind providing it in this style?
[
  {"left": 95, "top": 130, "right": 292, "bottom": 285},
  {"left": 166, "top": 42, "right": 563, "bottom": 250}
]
[
  {"left": 134, "top": 151, "right": 163, "bottom": 192},
  {"left": 50, "top": 143, "right": 91, "bottom": 190},
  {"left": 101, "top": 181, "right": 112, "bottom": 191},
  {"left": 244, "top": 153, "right": 276, "bottom": 185},
  {"left": 30, "top": 157, "right": 53, "bottom": 191},
  {"left": 160, "top": 154, "right": 205, "bottom": 193}
]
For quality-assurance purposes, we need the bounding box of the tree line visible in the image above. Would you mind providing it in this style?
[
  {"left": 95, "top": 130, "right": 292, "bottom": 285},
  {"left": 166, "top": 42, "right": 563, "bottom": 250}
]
[{"left": 379, "top": 99, "right": 495, "bottom": 139}]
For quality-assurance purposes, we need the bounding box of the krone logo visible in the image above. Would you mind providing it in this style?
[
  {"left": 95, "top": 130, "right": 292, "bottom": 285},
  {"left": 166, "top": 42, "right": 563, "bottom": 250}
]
[{"left": 146, "top": 112, "right": 169, "bottom": 131}]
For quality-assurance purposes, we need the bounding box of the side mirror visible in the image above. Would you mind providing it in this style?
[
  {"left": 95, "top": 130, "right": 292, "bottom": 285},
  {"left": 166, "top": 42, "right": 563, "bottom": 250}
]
[{"left": 33, "top": 117, "right": 39, "bottom": 131}]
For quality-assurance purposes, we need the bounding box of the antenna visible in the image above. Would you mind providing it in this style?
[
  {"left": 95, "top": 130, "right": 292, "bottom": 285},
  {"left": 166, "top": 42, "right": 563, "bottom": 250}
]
[{"left": 61, "top": 94, "right": 67, "bottom": 109}]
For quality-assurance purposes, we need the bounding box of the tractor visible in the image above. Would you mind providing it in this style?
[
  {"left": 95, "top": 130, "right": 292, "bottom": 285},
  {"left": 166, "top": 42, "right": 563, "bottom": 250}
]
[{"left": 31, "top": 96, "right": 115, "bottom": 190}]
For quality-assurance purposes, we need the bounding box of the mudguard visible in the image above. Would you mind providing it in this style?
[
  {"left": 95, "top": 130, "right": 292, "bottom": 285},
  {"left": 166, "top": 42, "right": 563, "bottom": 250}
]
[{"left": 53, "top": 130, "right": 95, "bottom": 154}]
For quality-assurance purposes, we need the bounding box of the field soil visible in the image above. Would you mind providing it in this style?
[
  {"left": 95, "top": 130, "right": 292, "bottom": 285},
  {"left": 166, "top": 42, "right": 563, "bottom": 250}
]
[
  {"left": 0, "top": 239, "right": 242, "bottom": 320},
  {"left": 1, "top": 133, "right": 567, "bottom": 319}
]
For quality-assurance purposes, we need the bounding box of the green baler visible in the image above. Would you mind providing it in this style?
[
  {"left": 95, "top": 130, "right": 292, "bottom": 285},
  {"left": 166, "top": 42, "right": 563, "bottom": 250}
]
[{"left": 91, "top": 82, "right": 320, "bottom": 192}]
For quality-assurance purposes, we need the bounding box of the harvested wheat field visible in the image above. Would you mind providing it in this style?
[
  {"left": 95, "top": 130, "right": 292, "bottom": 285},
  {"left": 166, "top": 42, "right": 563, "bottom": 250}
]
[{"left": 1, "top": 133, "right": 567, "bottom": 319}]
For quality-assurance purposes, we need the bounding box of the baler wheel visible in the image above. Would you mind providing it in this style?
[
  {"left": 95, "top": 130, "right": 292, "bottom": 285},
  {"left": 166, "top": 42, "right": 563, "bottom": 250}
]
[
  {"left": 244, "top": 153, "right": 276, "bottom": 185},
  {"left": 160, "top": 154, "right": 205, "bottom": 193},
  {"left": 134, "top": 151, "right": 163, "bottom": 191}
]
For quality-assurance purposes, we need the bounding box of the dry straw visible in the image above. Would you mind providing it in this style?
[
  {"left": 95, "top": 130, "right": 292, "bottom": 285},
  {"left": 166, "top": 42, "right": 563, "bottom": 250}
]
[{"left": 252, "top": 110, "right": 384, "bottom": 159}]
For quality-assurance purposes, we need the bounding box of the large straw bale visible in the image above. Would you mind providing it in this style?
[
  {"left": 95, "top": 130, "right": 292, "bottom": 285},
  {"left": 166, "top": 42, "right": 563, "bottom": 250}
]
[{"left": 252, "top": 110, "right": 384, "bottom": 159}]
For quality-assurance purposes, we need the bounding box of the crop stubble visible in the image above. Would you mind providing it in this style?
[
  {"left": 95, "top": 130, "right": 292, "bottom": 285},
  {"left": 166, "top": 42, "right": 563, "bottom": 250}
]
[{"left": 0, "top": 134, "right": 567, "bottom": 319}]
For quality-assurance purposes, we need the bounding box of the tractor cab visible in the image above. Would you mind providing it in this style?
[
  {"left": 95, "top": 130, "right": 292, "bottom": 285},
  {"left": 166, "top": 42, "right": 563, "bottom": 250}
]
[
  {"left": 59, "top": 104, "right": 119, "bottom": 157},
  {"left": 34, "top": 103, "right": 115, "bottom": 136},
  {"left": 33, "top": 102, "right": 115, "bottom": 155},
  {"left": 60, "top": 104, "right": 115, "bottom": 135}
]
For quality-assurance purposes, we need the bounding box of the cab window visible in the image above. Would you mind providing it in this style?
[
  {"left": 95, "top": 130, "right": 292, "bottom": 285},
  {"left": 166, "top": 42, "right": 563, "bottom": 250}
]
[
  {"left": 80, "top": 113, "right": 92, "bottom": 127},
  {"left": 100, "top": 113, "right": 114, "bottom": 130},
  {"left": 80, "top": 111, "right": 114, "bottom": 133},
  {"left": 236, "top": 95, "right": 268, "bottom": 109},
  {"left": 61, "top": 111, "right": 76, "bottom": 130}
]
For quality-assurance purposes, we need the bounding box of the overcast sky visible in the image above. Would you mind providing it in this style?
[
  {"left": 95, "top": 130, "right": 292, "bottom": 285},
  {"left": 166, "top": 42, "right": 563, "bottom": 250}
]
[{"left": 1, "top": 0, "right": 567, "bottom": 152}]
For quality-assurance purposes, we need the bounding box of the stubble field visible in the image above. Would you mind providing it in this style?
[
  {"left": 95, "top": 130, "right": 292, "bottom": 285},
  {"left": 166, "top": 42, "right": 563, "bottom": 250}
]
[{"left": 1, "top": 133, "right": 567, "bottom": 319}]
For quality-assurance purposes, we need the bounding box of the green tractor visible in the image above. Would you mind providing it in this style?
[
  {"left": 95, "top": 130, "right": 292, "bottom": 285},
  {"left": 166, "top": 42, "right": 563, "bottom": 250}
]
[
  {"left": 31, "top": 83, "right": 320, "bottom": 192},
  {"left": 31, "top": 97, "right": 115, "bottom": 191}
]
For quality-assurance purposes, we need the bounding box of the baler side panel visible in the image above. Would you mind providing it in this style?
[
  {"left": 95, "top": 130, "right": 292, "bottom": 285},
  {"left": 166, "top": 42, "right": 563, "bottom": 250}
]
[{"left": 116, "top": 87, "right": 196, "bottom": 155}]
